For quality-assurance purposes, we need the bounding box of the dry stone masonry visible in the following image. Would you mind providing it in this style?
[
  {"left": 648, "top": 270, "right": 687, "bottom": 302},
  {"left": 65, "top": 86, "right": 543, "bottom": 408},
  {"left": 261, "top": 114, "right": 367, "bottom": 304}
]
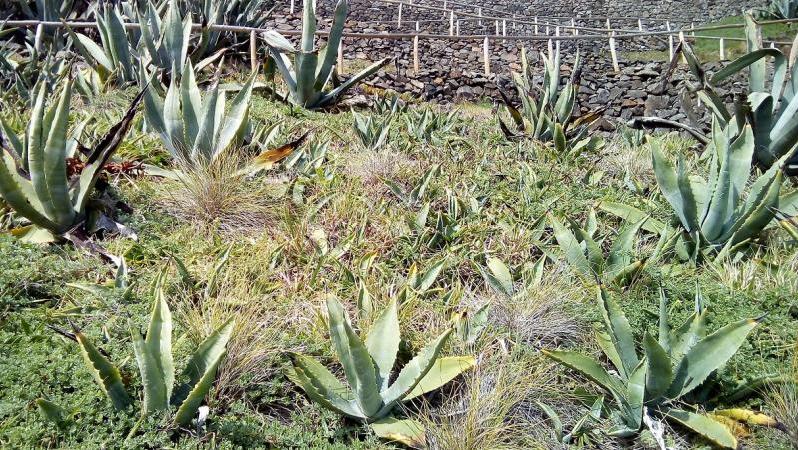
[{"left": 264, "top": 0, "right": 760, "bottom": 128}]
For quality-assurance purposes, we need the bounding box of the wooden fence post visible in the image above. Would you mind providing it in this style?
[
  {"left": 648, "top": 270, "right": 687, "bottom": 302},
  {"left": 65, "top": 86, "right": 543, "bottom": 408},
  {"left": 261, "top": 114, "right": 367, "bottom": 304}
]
[
  {"left": 290, "top": 0, "right": 295, "bottom": 14},
  {"left": 571, "top": 18, "right": 577, "bottom": 36},
  {"left": 413, "top": 35, "right": 419, "bottom": 73},
  {"left": 249, "top": 30, "right": 257, "bottom": 72},
  {"left": 456, "top": 20, "right": 460, "bottom": 36},
  {"left": 667, "top": 21, "right": 674, "bottom": 61},
  {"left": 495, "top": 20, "right": 499, "bottom": 36},
  {"left": 719, "top": 37, "right": 725, "bottom": 60},
  {"left": 483, "top": 36, "right": 490, "bottom": 75},
  {"left": 502, "top": 19, "right": 506, "bottom": 42},
  {"left": 609, "top": 31, "right": 620, "bottom": 73},
  {"left": 478, "top": 7, "right": 482, "bottom": 26},
  {"left": 638, "top": 18, "right": 643, "bottom": 31},
  {"left": 449, "top": 11, "right": 454, "bottom": 36},
  {"left": 337, "top": 37, "right": 344, "bottom": 73},
  {"left": 678, "top": 30, "right": 686, "bottom": 63},
  {"left": 397, "top": 4, "right": 402, "bottom": 28},
  {"left": 534, "top": 16, "right": 538, "bottom": 34}
]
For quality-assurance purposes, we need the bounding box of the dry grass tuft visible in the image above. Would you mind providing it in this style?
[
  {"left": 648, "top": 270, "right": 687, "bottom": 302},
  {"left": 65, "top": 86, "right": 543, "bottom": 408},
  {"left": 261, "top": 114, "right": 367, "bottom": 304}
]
[
  {"left": 417, "top": 354, "right": 561, "bottom": 450},
  {"left": 490, "top": 267, "right": 587, "bottom": 349},
  {"left": 344, "top": 148, "right": 418, "bottom": 187},
  {"left": 156, "top": 151, "right": 279, "bottom": 236},
  {"left": 767, "top": 343, "right": 798, "bottom": 448},
  {"left": 169, "top": 247, "right": 291, "bottom": 404},
  {"left": 598, "top": 135, "right": 653, "bottom": 182}
]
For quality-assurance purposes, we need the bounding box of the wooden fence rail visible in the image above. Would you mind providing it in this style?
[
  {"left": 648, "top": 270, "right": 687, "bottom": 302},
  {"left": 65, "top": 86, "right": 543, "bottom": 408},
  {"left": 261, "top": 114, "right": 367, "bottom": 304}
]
[{"left": 3, "top": 16, "right": 797, "bottom": 76}]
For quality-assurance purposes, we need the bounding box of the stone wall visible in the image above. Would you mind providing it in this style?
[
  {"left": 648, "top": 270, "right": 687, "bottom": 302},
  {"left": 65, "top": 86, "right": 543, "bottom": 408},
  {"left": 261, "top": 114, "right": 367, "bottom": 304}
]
[
  {"left": 270, "top": 0, "right": 768, "bottom": 36},
  {"left": 263, "top": 0, "right": 754, "bottom": 128},
  {"left": 255, "top": 0, "right": 758, "bottom": 131},
  {"left": 359, "top": 55, "right": 741, "bottom": 131}
]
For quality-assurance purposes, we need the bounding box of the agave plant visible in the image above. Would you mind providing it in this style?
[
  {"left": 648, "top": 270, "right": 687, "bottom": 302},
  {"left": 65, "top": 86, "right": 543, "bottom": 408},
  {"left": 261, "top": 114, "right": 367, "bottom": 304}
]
[
  {"left": 0, "top": 26, "right": 17, "bottom": 88},
  {"left": 67, "top": 257, "right": 135, "bottom": 300},
  {"left": 0, "top": 34, "right": 69, "bottom": 106},
  {"left": 67, "top": 3, "right": 140, "bottom": 85},
  {"left": 194, "top": 0, "right": 274, "bottom": 57},
  {"left": 0, "top": 81, "right": 141, "bottom": 242},
  {"left": 73, "top": 275, "right": 234, "bottom": 425},
  {"left": 758, "top": 0, "right": 798, "bottom": 19},
  {"left": 352, "top": 109, "right": 393, "bottom": 151},
  {"left": 544, "top": 286, "right": 763, "bottom": 448},
  {"left": 137, "top": 0, "right": 191, "bottom": 75},
  {"left": 383, "top": 164, "right": 440, "bottom": 207},
  {"left": 641, "top": 15, "right": 798, "bottom": 170},
  {"left": 136, "top": 0, "right": 226, "bottom": 77},
  {"left": 373, "top": 93, "right": 407, "bottom": 115},
  {"left": 403, "top": 107, "right": 459, "bottom": 145},
  {"left": 537, "top": 397, "right": 604, "bottom": 447},
  {"left": 498, "top": 47, "right": 602, "bottom": 154},
  {"left": 15, "top": 0, "right": 78, "bottom": 20},
  {"left": 264, "top": 0, "right": 390, "bottom": 109},
  {"left": 287, "top": 295, "right": 475, "bottom": 446},
  {"left": 651, "top": 122, "right": 797, "bottom": 258},
  {"left": 143, "top": 62, "right": 256, "bottom": 164},
  {"left": 548, "top": 212, "right": 673, "bottom": 286},
  {"left": 403, "top": 185, "right": 484, "bottom": 252}
]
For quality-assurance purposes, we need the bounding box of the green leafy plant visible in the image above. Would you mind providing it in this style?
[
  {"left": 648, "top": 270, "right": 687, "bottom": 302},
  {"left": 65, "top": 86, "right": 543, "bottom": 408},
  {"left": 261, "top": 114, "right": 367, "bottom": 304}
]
[
  {"left": 283, "top": 139, "right": 328, "bottom": 176},
  {"left": 35, "top": 398, "right": 71, "bottom": 430},
  {"left": 73, "top": 276, "right": 234, "bottom": 426},
  {"left": 404, "top": 186, "right": 484, "bottom": 253},
  {"left": 650, "top": 123, "right": 797, "bottom": 259},
  {"left": 138, "top": 0, "right": 190, "bottom": 75},
  {"left": 0, "top": 80, "right": 141, "bottom": 242},
  {"left": 15, "top": 0, "right": 77, "bottom": 21},
  {"left": 644, "top": 15, "right": 798, "bottom": 170},
  {"left": 67, "top": 256, "right": 134, "bottom": 300},
  {"left": 373, "top": 93, "right": 407, "bottom": 115},
  {"left": 756, "top": 0, "right": 798, "bottom": 19},
  {"left": 451, "top": 303, "right": 489, "bottom": 346},
  {"left": 143, "top": 62, "right": 257, "bottom": 165},
  {"left": 498, "top": 47, "right": 602, "bottom": 155},
  {"left": 0, "top": 41, "right": 68, "bottom": 106},
  {"left": 0, "top": 25, "right": 19, "bottom": 89},
  {"left": 287, "top": 295, "right": 475, "bottom": 447},
  {"left": 538, "top": 397, "right": 604, "bottom": 446},
  {"left": 67, "top": 4, "right": 140, "bottom": 85},
  {"left": 548, "top": 212, "right": 673, "bottom": 286},
  {"left": 403, "top": 107, "right": 459, "bottom": 145},
  {"left": 544, "top": 286, "right": 762, "bottom": 448},
  {"left": 264, "top": 0, "right": 390, "bottom": 109},
  {"left": 137, "top": 0, "right": 225, "bottom": 77},
  {"left": 194, "top": 0, "right": 274, "bottom": 56},
  {"left": 383, "top": 164, "right": 440, "bottom": 207},
  {"left": 352, "top": 109, "right": 393, "bottom": 151},
  {"left": 479, "top": 256, "right": 515, "bottom": 297}
]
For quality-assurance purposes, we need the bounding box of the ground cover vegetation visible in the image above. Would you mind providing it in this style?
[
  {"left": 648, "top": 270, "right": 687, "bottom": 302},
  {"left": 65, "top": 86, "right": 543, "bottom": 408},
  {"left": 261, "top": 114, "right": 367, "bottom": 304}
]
[{"left": 0, "top": 1, "right": 797, "bottom": 449}]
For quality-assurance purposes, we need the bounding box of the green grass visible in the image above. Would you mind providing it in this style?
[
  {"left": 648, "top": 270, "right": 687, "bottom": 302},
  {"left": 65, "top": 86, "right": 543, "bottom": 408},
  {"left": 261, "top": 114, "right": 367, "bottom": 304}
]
[{"left": 0, "top": 70, "right": 797, "bottom": 449}]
